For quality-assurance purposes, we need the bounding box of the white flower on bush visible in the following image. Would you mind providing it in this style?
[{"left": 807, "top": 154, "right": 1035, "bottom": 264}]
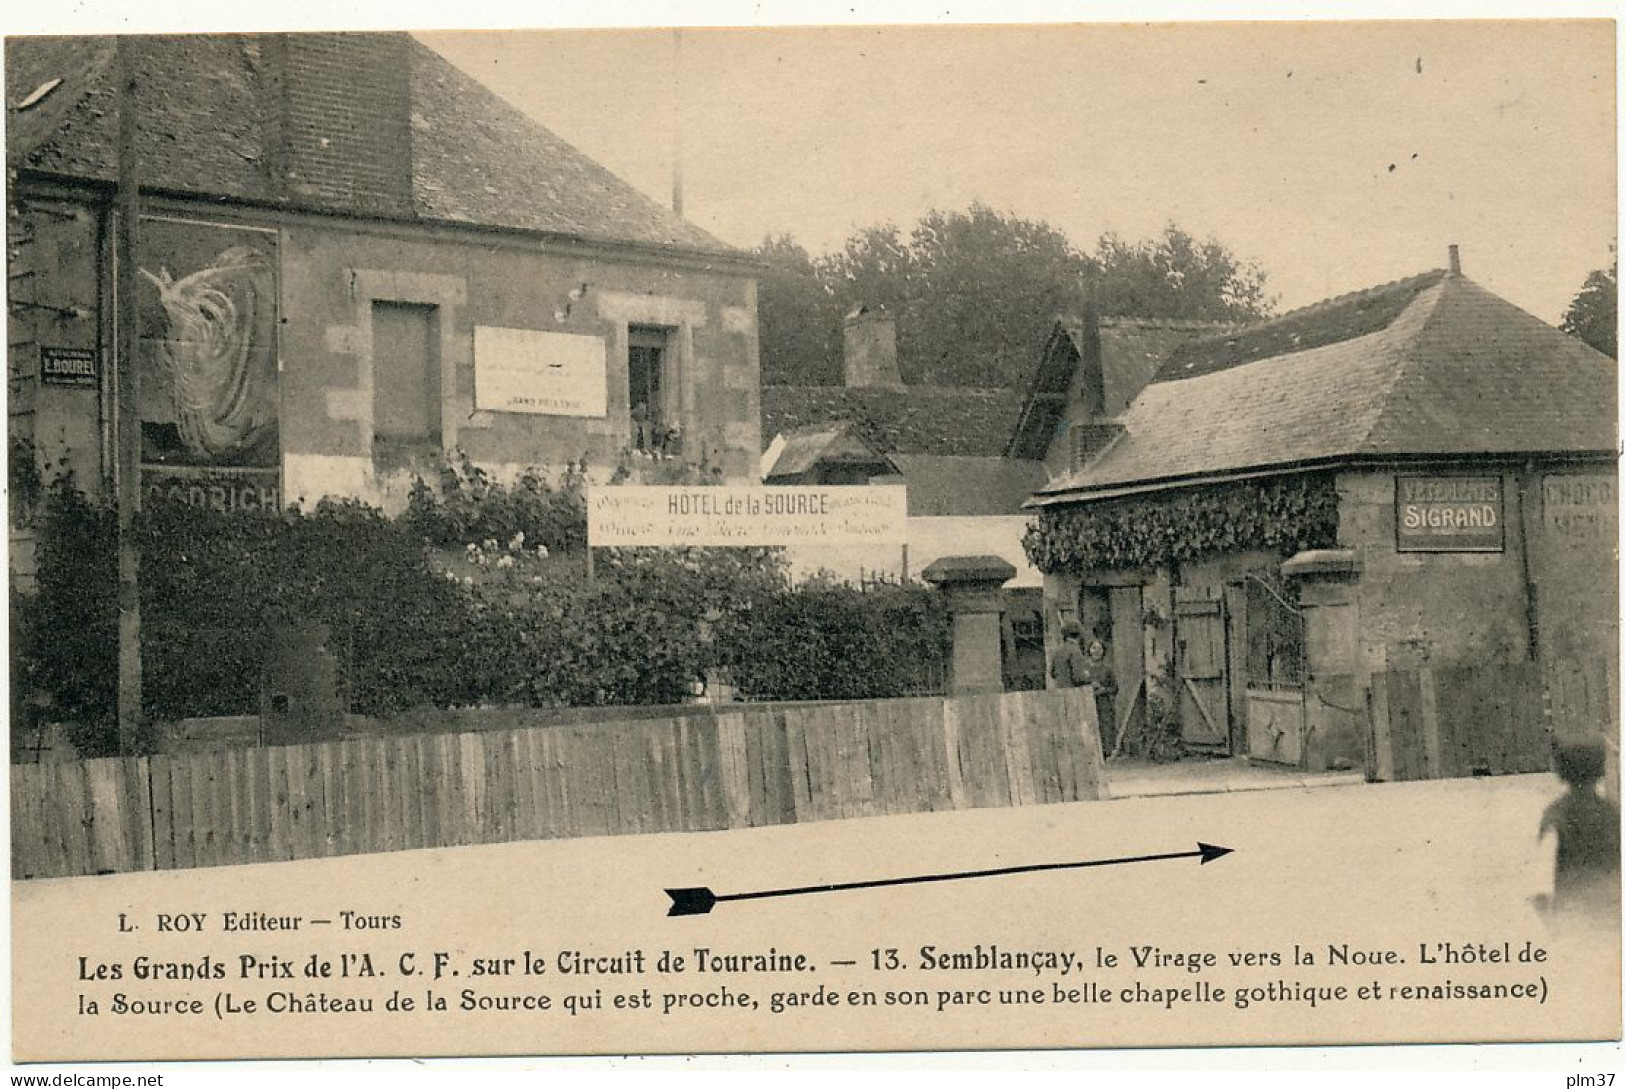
[
  {"left": 536, "top": 545, "right": 549, "bottom": 559},
  {"left": 496, "top": 555, "right": 516, "bottom": 570},
  {"left": 509, "top": 531, "right": 526, "bottom": 551},
  {"left": 483, "top": 538, "right": 498, "bottom": 551}
]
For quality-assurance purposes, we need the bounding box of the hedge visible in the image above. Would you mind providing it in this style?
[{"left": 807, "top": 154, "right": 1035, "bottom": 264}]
[{"left": 12, "top": 469, "right": 950, "bottom": 754}]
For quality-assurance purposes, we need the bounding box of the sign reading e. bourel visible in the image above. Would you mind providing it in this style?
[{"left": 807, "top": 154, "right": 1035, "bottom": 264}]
[
  {"left": 589, "top": 486, "right": 908, "bottom": 547},
  {"left": 1395, "top": 475, "right": 1504, "bottom": 552},
  {"left": 40, "top": 346, "right": 99, "bottom": 388},
  {"left": 474, "top": 326, "right": 607, "bottom": 417}
]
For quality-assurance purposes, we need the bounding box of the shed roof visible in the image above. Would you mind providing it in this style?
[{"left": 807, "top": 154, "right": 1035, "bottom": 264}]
[
  {"left": 760, "top": 385, "right": 1027, "bottom": 459},
  {"left": 6, "top": 33, "right": 735, "bottom": 257},
  {"left": 888, "top": 455, "right": 1048, "bottom": 516},
  {"left": 761, "top": 425, "right": 900, "bottom": 480},
  {"left": 1032, "top": 271, "right": 1618, "bottom": 504}
]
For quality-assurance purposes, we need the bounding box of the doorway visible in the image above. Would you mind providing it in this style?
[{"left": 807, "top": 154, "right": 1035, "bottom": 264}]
[
  {"left": 1173, "top": 586, "right": 1231, "bottom": 751},
  {"left": 371, "top": 301, "right": 441, "bottom": 469},
  {"left": 628, "top": 325, "right": 670, "bottom": 453}
]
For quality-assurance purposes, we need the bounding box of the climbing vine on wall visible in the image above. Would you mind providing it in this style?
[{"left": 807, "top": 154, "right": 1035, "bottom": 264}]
[{"left": 1022, "top": 473, "right": 1340, "bottom": 574}]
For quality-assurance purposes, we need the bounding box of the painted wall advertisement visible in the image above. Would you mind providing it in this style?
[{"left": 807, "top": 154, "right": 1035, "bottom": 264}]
[
  {"left": 474, "top": 326, "right": 608, "bottom": 417},
  {"left": 137, "top": 216, "right": 281, "bottom": 512},
  {"left": 589, "top": 485, "right": 909, "bottom": 547},
  {"left": 1542, "top": 474, "right": 1616, "bottom": 540},
  {"left": 1394, "top": 475, "right": 1504, "bottom": 553}
]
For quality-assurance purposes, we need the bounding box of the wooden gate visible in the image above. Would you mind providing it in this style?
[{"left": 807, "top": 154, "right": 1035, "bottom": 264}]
[
  {"left": 1367, "top": 661, "right": 1550, "bottom": 781},
  {"left": 1173, "top": 586, "right": 1230, "bottom": 750},
  {"left": 1240, "top": 575, "right": 1308, "bottom": 765}
]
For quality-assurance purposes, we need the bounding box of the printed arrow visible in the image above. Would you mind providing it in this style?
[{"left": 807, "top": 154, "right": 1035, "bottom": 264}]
[{"left": 665, "top": 842, "right": 1235, "bottom": 917}]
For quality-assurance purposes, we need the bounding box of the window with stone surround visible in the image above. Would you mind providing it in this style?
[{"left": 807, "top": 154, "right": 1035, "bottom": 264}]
[{"left": 371, "top": 300, "right": 442, "bottom": 470}]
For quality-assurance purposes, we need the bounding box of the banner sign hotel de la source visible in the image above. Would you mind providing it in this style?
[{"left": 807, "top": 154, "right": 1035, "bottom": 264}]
[
  {"left": 463, "top": 329, "right": 911, "bottom": 548},
  {"left": 589, "top": 487, "right": 909, "bottom": 548}
]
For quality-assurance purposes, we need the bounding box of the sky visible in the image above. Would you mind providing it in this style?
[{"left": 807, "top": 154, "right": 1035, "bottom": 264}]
[
  {"left": 3, "top": 5, "right": 1616, "bottom": 322},
  {"left": 415, "top": 20, "right": 1616, "bottom": 322}
]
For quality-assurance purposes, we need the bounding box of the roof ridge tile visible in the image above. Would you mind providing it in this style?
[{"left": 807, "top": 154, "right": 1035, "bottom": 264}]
[
  {"left": 1351, "top": 277, "right": 1453, "bottom": 454},
  {"left": 1155, "top": 268, "right": 1450, "bottom": 382}
]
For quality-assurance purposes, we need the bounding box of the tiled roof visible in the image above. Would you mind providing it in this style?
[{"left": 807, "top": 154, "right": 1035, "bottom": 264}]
[
  {"left": 6, "top": 34, "right": 736, "bottom": 256},
  {"left": 762, "top": 424, "right": 899, "bottom": 479},
  {"left": 1009, "top": 314, "right": 1231, "bottom": 459},
  {"left": 5, "top": 36, "right": 118, "bottom": 174},
  {"left": 9, "top": 35, "right": 268, "bottom": 200},
  {"left": 406, "top": 39, "right": 725, "bottom": 252},
  {"left": 889, "top": 455, "right": 1048, "bottom": 516},
  {"left": 1154, "top": 270, "right": 1447, "bottom": 383},
  {"left": 761, "top": 385, "right": 1028, "bottom": 458},
  {"left": 1033, "top": 273, "right": 1618, "bottom": 503}
]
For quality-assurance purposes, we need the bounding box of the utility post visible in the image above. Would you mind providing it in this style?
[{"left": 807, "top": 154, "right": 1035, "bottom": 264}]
[
  {"left": 671, "top": 28, "right": 684, "bottom": 218},
  {"left": 114, "top": 37, "right": 143, "bottom": 754}
]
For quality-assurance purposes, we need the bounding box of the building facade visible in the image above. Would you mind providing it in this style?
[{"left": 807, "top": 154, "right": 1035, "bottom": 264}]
[
  {"left": 1024, "top": 262, "right": 1618, "bottom": 770},
  {"left": 8, "top": 33, "right": 763, "bottom": 555}
]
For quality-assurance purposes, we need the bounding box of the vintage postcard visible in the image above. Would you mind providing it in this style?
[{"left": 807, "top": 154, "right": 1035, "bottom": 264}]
[{"left": 5, "top": 11, "right": 1620, "bottom": 1067}]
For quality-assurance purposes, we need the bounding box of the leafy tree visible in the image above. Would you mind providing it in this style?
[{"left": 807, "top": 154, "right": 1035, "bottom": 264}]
[
  {"left": 754, "top": 206, "right": 1272, "bottom": 389},
  {"left": 1561, "top": 257, "right": 1617, "bottom": 359},
  {"left": 827, "top": 204, "right": 1096, "bottom": 387},
  {"left": 1093, "top": 224, "right": 1273, "bottom": 322},
  {"left": 13, "top": 470, "right": 951, "bottom": 739},
  {"left": 749, "top": 234, "right": 845, "bottom": 386},
  {"left": 15, "top": 475, "right": 118, "bottom": 754}
]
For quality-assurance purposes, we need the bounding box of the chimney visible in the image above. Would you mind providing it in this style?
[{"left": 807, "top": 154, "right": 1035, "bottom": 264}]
[
  {"left": 842, "top": 305, "right": 903, "bottom": 389},
  {"left": 1069, "top": 422, "right": 1124, "bottom": 473},
  {"left": 261, "top": 33, "right": 415, "bottom": 216},
  {"left": 1448, "top": 244, "right": 1461, "bottom": 275}
]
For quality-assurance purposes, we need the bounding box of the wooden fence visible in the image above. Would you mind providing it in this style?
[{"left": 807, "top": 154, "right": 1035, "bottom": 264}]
[
  {"left": 11, "top": 688, "right": 1104, "bottom": 880},
  {"left": 1367, "top": 656, "right": 1617, "bottom": 783}
]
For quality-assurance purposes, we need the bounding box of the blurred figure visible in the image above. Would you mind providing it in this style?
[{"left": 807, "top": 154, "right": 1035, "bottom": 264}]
[
  {"left": 1050, "top": 619, "right": 1088, "bottom": 689},
  {"left": 1082, "top": 637, "right": 1117, "bottom": 739},
  {"left": 1539, "top": 737, "right": 1621, "bottom": 923},
  {"left": 1052, "top": 619, "right": 1113, "bottom": 743}
]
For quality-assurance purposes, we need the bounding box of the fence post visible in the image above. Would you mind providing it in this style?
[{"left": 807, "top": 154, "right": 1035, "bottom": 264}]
[
  {"left": 712, "top": 712, "right": 752, "bottom": 829},
  {"left": 940, "top": 697, "right": 968, "bottom": 810}
]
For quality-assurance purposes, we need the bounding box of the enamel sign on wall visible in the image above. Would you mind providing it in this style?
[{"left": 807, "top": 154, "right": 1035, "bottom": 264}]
[{"left": 1394, "top": 475, "right": 1505, "bottom": 553}]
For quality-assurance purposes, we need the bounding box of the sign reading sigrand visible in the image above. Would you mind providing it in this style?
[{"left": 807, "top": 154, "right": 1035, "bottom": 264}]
[
  {"left": 1395, "top": 475, "right": 1504, "bottom": 553},
  {"left": 589, "top": 486, "right": 908, "bottom": 547}
]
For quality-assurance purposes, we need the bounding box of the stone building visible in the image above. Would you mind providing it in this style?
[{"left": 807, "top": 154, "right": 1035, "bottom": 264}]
[
  {"left": 1023, "top": 258, "right": 1618, "bottom": 769},
  {"left": 7, "top": 32, "right": 762, "bottom": 566},
  {"left": 760, "top": 306, "right": 1229, "bottom": 688}
]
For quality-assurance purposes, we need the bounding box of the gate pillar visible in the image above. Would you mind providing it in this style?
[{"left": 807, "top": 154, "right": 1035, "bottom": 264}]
[
  {"left": 923, "top": 555, "right": 1017, "bottom": 695},
  {"left": 1282, "top": 549, "right": 1364, "bottom": 771}
]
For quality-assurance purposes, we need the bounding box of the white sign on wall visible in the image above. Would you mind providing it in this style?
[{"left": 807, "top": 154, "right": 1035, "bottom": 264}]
[
  {"left": 474, "top": 326, "right": 607, "bottom": 417},
  {"left": 589, "top": 486, "right": 909, "bottom": 547}
]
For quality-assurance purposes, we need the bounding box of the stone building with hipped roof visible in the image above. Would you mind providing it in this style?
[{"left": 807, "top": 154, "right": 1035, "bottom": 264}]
[{"left": 1021, "top": 252, "right": 1618, "bottom": 772}]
